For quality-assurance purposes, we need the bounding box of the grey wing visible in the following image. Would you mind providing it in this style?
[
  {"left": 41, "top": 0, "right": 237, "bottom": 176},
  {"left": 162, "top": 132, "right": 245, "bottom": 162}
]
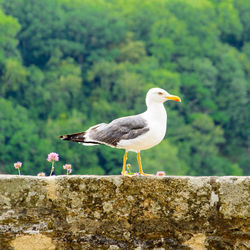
[{"left": 88, "top": 115, "right": 149, "bottom": 146}]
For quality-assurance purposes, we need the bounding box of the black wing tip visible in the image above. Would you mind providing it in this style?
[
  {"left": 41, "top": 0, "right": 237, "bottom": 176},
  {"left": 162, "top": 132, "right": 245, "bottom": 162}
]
[
  {"left": 59, "top": 135, "right": 69, "bottom": 140},
  {"left": 59, "top": 132, "right": 86, "bottom": 142}
]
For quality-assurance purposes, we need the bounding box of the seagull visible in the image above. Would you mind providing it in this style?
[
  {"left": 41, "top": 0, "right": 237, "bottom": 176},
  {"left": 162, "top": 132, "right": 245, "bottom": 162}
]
[{"left": 59, "top": 88, "right": 181, "bottom": 176}]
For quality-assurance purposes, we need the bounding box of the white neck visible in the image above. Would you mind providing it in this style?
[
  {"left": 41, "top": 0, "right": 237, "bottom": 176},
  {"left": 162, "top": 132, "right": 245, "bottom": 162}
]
[{"left": 144, "top": 102, "right": 167, "bottom": 123}]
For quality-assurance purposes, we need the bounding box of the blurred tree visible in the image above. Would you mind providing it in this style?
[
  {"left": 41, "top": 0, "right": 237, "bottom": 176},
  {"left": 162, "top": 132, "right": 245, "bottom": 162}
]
[
  {"left": 213, "top": 47, "right": 248, "bottom": 144},
  {"left": 217, "top": 0, "right": 243, "bottom": 47},
  {"left": 234, "top": 0, "right": 250, "bottom": 42},
  {"left": 116, "top": 32, "right": 146, "bottom": 64},
  {"left": 87, "top": 61, "right": 145, "bottom": 122},
  {"left": 0, "top": 0, "right": 248, "bottom": 176},
  {"left": 0, "top": 58, "right": 28, "bottom": 97},
  {"left": 60, "top": 1, "right": 126, "bottom": 66},
  {"left": 0, "top": 98, "right": 46, "bottom": 175},
  {"left": 43, "top": 57, "right": 82, "bottom": 119},
  {"left": 178, "top": 114, "right": 229, "bottom": 175},
  {"left": 2, "top": 0, "right": 64, "bottom": 66},
  {"left": 0, "top": 9, "right": 20, "bottom": 63}
]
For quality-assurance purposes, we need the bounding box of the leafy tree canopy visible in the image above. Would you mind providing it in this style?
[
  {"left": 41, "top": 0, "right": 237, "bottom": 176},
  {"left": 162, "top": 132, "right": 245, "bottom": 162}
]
[{"left": 0, "top": 0, "right": 249, "bottom": 176}]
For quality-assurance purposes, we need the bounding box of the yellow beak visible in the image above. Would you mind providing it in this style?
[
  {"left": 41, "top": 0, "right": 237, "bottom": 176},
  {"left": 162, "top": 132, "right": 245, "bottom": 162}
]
[{"left": 166, "top": 95, "right": 181, "bottom": 102}]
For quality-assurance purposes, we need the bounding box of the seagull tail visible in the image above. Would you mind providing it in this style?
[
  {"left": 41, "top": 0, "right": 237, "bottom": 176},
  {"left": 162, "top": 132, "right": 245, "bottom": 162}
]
[
  {"left": 59, "top": 132, "right": 101, "bottom": 146},
  {"left": 59, "top": 132, "right": 86, "bottom": 142}
]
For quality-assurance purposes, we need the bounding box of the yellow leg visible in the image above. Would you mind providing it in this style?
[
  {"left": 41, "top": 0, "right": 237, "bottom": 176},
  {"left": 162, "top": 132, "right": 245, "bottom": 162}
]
[
  {"left": 121, "top": 151, "right": 128, "bottom": 175},
  {"left": 137, "top": 152, "right": 153, "bottom": 176},
  {"left": 137, "top": 152, "right": 143, "bottom": 174}
]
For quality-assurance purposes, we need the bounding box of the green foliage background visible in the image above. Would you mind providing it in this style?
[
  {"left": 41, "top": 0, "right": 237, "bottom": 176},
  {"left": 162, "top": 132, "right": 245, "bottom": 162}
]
[{"left": 0, "top": 0, "right": 249, "bottom": 176}]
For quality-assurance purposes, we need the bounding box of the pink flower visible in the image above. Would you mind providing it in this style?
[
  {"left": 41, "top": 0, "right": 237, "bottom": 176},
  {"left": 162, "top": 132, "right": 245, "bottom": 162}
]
[
  {"left": 63, "top": 164, "right": 72, "bottom": 175},
  {"left": 47, "top": 152, "right": 59, "bottom": 162},
  {"left": 37, "top": 172, "right": 46, "bottom": 177},
  {"left": 14, "top": 161, "right": 22, "bottom": 176},
  {"left": 48, "top": 152, "right": 59, "bottom": 176},
  {"left": 63, "top": 164, "right": 71, "bottom": 170},
  {"left": 156, "top": 171, "right": 166, "bottom": 176},
  {"left": 14, "top": 162, "right": 22, "bottom": 169}
]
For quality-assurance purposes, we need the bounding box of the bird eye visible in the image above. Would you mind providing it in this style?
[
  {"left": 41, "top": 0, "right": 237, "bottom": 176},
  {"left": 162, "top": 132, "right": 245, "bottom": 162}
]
[{"left": 158, "top": 92, "right": 163, "bottom": 95}]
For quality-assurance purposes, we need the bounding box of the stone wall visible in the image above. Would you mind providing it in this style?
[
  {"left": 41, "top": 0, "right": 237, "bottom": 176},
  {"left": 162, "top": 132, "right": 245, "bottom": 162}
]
[{"left": 0, "top": 175, "right": 249, "bottom": 249}]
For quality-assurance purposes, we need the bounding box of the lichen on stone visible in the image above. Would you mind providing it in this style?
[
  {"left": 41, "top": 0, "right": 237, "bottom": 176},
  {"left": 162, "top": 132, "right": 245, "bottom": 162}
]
[{"left": 0, "top": 175, "right": 249, "bottom": 249}]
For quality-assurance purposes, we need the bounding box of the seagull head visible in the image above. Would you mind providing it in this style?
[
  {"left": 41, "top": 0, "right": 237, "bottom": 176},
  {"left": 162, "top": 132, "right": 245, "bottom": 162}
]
[{"left": 146, "top": 88, "right": 181, "bottom": 106}]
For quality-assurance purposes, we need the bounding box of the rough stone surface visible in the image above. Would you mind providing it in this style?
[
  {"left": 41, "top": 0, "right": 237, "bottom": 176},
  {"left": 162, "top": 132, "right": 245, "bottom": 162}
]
[{"left": 0, "top": 175, "right": 249, "bottom": 249}]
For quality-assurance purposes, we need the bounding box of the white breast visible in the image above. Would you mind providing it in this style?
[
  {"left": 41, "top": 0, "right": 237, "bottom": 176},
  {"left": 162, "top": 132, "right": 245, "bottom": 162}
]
[{"left": 117, "top": 103, "right": 167, "bottom": 152}]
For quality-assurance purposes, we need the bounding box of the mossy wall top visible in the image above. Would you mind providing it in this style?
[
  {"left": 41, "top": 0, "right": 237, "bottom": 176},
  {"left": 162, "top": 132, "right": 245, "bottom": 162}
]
[{"left": 0, "top": 175, "right": 249, "bottom": 249}]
